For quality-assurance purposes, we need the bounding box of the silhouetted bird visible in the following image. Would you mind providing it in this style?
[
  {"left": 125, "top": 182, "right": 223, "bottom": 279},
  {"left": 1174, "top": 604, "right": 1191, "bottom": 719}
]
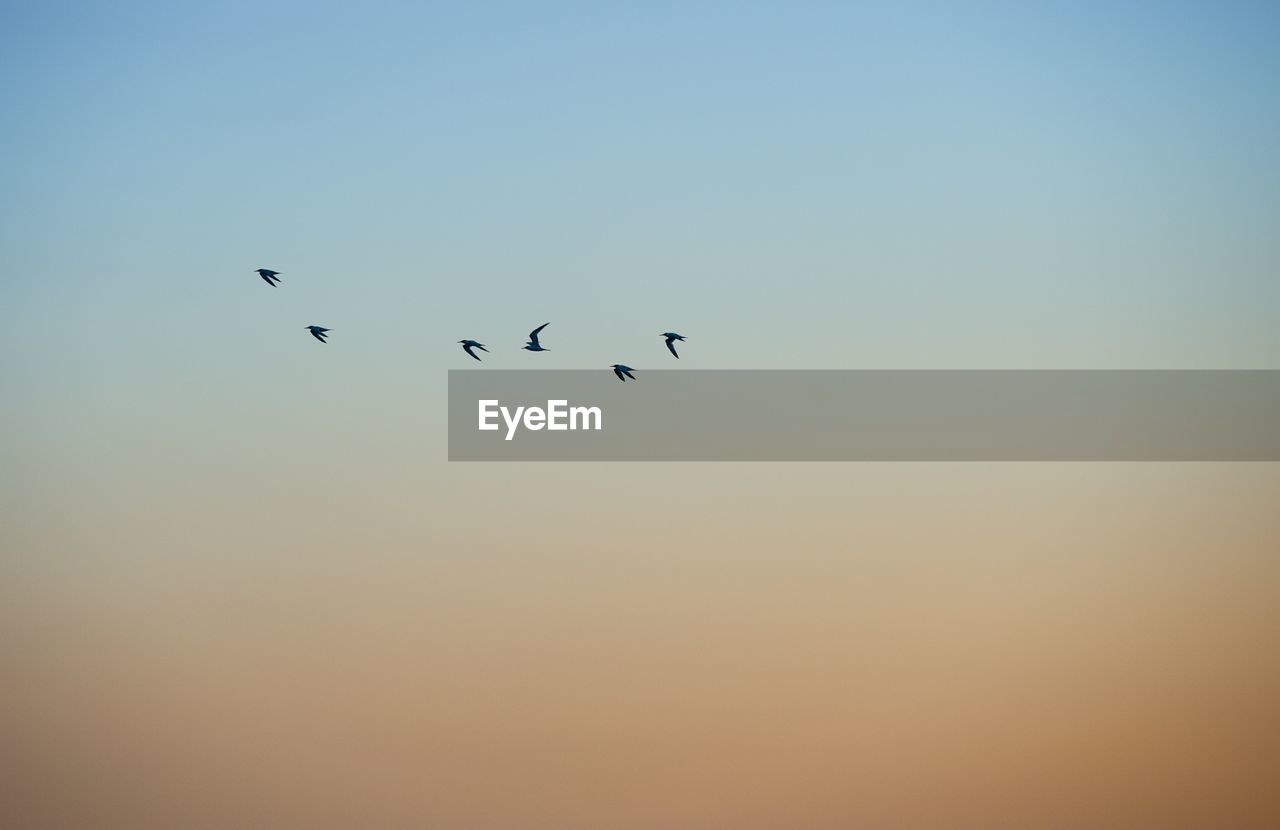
[
  {"left": 256, "top": 268, "right": 281, "bottom": 287},
  {"left": 459, "top": 339, "right": 488, "bottom": 361},
  {"left": 662, "top": 331, "right": 686, "bottom": 358},
  {"left": 611, "top": 364, "right": 636, "bottom": 382},
  {"left": 305, "top": 326, "right": 331, "bottom": 343},
  {"left": 523, "top": 323, "right": 551, "bottom": 352}
]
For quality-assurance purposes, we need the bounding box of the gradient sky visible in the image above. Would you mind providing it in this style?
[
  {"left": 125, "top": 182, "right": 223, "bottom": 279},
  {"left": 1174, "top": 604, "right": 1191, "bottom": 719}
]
[{"left": 2, "top": 3, "right": 1279, "bottom": 828}]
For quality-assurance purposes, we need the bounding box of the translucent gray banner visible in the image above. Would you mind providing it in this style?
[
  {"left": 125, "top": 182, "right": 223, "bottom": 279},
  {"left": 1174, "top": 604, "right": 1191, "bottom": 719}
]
[{"left": 448, "top": 371, "right": 1280, "bottom": 461}]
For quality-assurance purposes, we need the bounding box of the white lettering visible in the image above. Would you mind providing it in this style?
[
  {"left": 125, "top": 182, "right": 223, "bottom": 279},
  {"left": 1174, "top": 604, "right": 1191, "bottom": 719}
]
[
  {"left": 478, "top": 399, "right": 604, "bottom": 440},
  {"left": 478, "top": 400, "right": 499, "bottom": 430},
  {"left": 501, "top": 405, "right": 525, "bottom": 441},
  {"left": 547, "top": 399, "right": 567, "bottom": 430},
  {"left": 570, "top": 405, "right": 602, "bottom": 431}
]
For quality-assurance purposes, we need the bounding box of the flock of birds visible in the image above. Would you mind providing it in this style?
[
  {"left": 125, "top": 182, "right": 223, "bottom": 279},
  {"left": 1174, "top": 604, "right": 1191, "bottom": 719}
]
[{"left": 256, "top": 268, "right": 686, "bottom": 382}]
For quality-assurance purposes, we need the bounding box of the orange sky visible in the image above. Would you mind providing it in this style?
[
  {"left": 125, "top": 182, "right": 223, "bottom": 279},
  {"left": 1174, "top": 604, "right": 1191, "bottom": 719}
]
[{"left": 5, "top": 464, "right": 1279, "bottom": 828}]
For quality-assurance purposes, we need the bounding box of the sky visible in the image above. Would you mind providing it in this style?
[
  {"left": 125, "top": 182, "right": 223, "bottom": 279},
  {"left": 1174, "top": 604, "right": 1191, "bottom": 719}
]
[{"left": 2, "top": 2, "right": 1279, "bottom": 828}]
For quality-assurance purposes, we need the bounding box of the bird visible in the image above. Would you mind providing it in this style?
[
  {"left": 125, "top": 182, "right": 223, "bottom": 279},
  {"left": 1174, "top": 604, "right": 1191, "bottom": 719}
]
[
  {"left": 305, "top": 326, "right": 332, "bottom": 343},
  {"left": 256, "top": 268, "right": 281, "bottom": 287},
  {"left": 523, "top": 323, "right": 551, "bottom": 352},
  {"left": 459, "top": 339, "right": 488, "bottom": 361},
  {"left": 610, "top": 364, "right": 637, "bottom": 382},
  {"left": 662, "top": 331, "right": 686, "bottom": 358}
]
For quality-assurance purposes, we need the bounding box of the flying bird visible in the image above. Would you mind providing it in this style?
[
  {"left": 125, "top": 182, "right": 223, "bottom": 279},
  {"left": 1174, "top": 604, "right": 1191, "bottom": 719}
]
[
  {"left": 662, "top": 331, "right": 686, "bottom": 358},
  {"left": 610, "top": 364, "right": 637, "bottom": 382},
  {"left": 523, "top": 323, "right": 551, "bottom": 352},
  {"left": 459, "top": 339, "right": 488, "bottom": 361},
  {"left": 256, "top": 268, "right": 281, "bottom": 287},
  {"left": 305, "top": 325, "right": 331, "bottom": 343}
]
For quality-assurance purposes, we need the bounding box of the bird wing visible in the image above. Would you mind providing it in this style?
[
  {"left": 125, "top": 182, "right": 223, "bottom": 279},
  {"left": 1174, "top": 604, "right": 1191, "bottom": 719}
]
[
  {"left": 613, "top": 367, "right": 626, "bottom": 381},
  {"left": 528, "top": 322, "right": 549, "bottom": 346},
  {"left": 666, "top": 339, "right": 679, "bottom": 358},
  {"left": 464, "top": 344, "right": 481, "bottom": 360},
  {"left": 476, "top": 343, "right": 489, "bottom": 351},
  {"left": 624, "top": 369, "right": 636, "bottom": 380}
]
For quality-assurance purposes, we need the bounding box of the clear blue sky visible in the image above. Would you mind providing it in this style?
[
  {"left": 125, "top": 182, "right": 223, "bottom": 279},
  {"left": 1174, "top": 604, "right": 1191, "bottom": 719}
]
[
  {"left": 2, "top": 0, "right": 1279, "bottom": 486},
  {"left": 3, "top": 2, "right": 1278, "bottom": 381}
]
